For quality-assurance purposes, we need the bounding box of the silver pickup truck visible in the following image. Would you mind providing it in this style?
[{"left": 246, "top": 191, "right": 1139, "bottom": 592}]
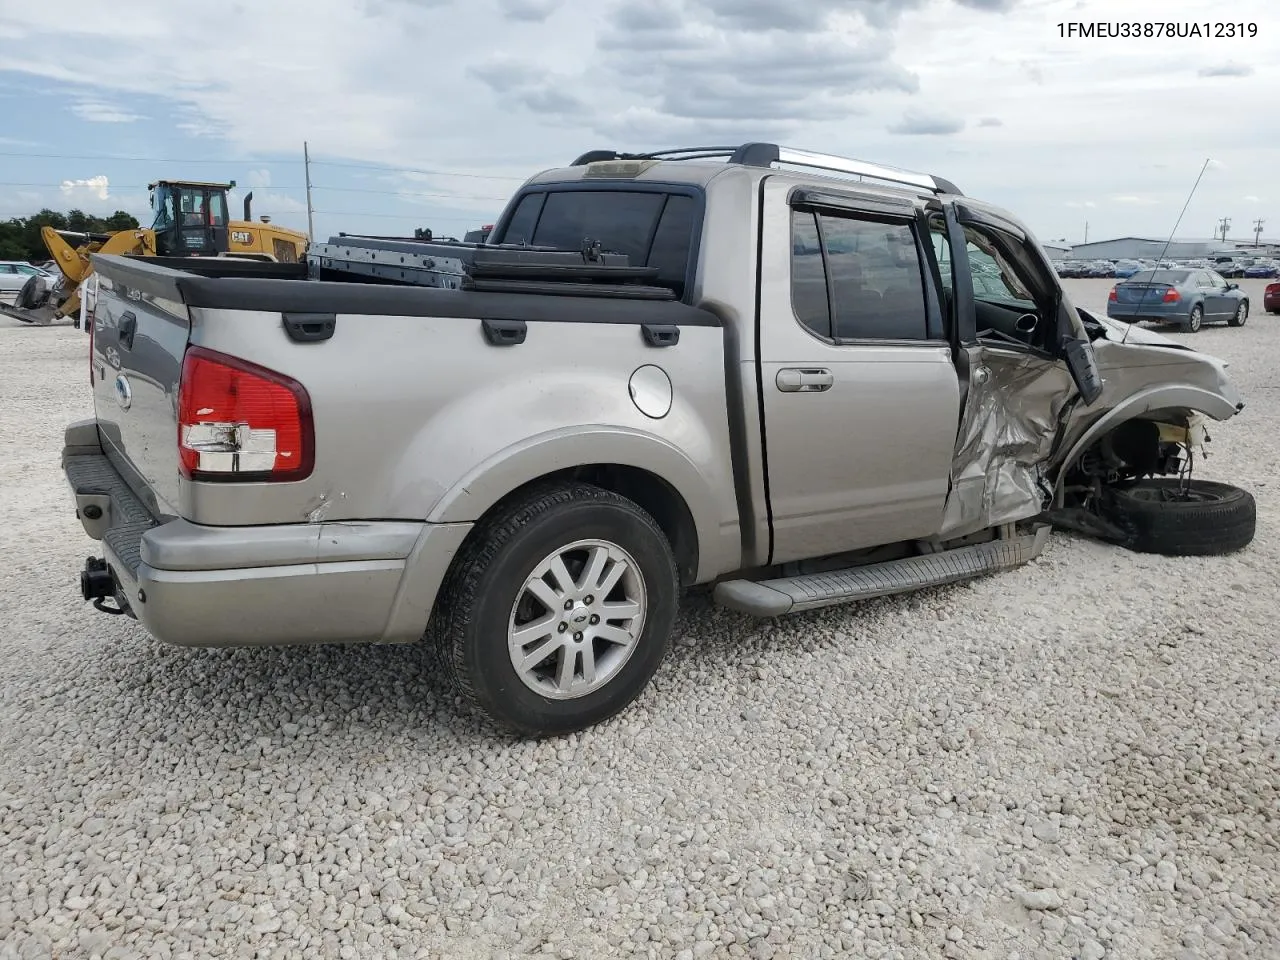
[{"left": 63, "top": 142, "right": 1254, "bottom": 735}]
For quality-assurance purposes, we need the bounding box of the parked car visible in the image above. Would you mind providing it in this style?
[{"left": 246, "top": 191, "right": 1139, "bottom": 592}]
[
  {"left": 1265, "top": 281, "right": 1280, "bottom": 314},
  {"left": 1243, "top": 260, "right": 1278, "bottom": 279},
  {"left": 1214, "top": 258, "right": 1245, "bottom": 278},
  {"left": 1113, "top": 259, "right": 1145, "bottom": 278},
  {"left": 1107, "top": 268, "right": 1249, "bottom": 331},
  {"left": 0, "top": 260, "right": 60, "bottom": 298},
  {"left": 61, "top": 141, "right": 1254, "bottom": 734}
]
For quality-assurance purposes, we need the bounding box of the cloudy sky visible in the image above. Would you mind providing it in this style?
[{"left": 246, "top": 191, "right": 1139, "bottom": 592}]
[{"left": 0, "top": 0, "right": 1275, "bottom": 246}]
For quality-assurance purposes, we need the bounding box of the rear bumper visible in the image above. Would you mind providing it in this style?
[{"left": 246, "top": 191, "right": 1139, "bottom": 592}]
[
  {"left": 1105, "top": 302, "right": 1186, "bottom": 321},
  {"left": 62, "top": 421, "right": 472, "bottom": 647}
]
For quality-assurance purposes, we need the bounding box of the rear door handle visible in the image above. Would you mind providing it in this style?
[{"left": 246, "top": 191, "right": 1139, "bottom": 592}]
[{"left": 776, "top": 367, "right": 834, "bottom": 393}]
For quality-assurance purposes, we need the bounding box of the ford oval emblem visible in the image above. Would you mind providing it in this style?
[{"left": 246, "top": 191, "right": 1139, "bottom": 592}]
[{"left": 114, "top": 374, "right": 132, "bottom": 411}]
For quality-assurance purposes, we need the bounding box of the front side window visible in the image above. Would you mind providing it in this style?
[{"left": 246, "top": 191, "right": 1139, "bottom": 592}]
[
  {"left": 151, "top": 187, "right": 175, "bottom": 230},
  {"left": 963, "top": 230, "right": 1036, "bottom": 308},
  {"left": 789, "top": 208, "right": 930, "bottom": 341}
]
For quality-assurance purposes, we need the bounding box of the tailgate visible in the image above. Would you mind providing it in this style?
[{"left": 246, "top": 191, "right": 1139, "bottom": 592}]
[{"left": 90, "top": 257, "right": 192, "bottom": 517}]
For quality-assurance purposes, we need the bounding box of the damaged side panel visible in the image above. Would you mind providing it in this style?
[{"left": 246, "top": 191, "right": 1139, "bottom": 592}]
[{"left": 940, "top": 345, "right": 1075, "bottom": 539}]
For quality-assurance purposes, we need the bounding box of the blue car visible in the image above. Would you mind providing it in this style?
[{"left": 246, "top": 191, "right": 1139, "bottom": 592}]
[
  {"left": 1243, "top": 260, "right": 1278, "bottom": 279},
  {"left": 1106, "top": 268, "right": 1249, "bottom": 332},
  {"left": 1112, "top": 259, "right": 1145, "bottom": 278}
]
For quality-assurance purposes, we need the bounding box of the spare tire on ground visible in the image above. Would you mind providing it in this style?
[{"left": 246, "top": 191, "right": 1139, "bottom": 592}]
[{"left": 1101, "top": 478, "right": 1256, "bottom": 556}]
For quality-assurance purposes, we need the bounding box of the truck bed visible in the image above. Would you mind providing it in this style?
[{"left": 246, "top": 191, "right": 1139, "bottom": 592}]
[{"left": 83, "top": 252, "right": 736, "bottom": 541}]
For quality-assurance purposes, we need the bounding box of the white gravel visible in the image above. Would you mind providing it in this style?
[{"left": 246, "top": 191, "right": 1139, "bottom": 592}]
[{"left": 2, "top": 280, "right": 1278, "bottom": 959}]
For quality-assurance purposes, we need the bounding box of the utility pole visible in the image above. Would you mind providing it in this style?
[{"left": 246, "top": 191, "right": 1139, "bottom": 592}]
[
  {"left": 1217, "top": 216, "right": 1231, "bottom": 242},
  {"left": 304, "top": 140, "right": 315, "bottom": 242},
  {"left": 1084, "top": 220, "right": 1088, "bottom": 244},
  {"left": 1253, "top": 217, "right": 1264, "bottom": 247}
]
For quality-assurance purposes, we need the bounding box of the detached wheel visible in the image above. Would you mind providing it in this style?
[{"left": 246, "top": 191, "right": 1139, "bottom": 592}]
[
  {"left": 1228, "top": 300, "right": 1248, "bottom": 327},
  {"left": 1183, "top": 305, "right": 1203, "bottom": 333},
  {"left": 433, "top": 482, "right": 679, "bottom": 736},
  {"left": 1101, "top": 479, "right": 1255, "bottom": 556}
]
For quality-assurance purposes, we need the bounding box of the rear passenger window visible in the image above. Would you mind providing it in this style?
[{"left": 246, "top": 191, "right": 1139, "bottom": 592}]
[{"left": 790, "top": 208, "right": 931, "bottom": 341}]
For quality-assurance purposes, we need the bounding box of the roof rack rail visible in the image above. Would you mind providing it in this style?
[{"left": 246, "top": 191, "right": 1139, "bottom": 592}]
[{"left": 569, "top": 142, "right": 963, "bottom": 196}]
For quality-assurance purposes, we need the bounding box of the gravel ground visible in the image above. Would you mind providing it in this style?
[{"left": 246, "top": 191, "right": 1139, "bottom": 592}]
[{"left": 1, "top": 280, "right": 1277, "bottom": 960}]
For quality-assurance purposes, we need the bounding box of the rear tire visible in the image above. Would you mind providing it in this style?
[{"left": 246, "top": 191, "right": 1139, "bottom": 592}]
[
  {"left": 1100, "top": 478, "right": 1255, "bottom": 556},
  {"left": 1228, "top": 300, "right": 1248, "bottom": 327},
  {"left": 432, "top": 482, "right": 680, "bottom": 737},
  {"left": 1183, "top": 305, "right": 1203, "bottom": 333}
]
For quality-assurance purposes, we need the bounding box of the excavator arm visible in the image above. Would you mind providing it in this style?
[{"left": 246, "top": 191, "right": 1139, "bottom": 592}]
[{"left": 40, "top": 226, "right": 156, "bottom": 319}]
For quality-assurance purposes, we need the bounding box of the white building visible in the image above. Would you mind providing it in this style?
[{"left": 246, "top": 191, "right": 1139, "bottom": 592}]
[
  {"left": 1065, "top": 237, "right": 1225, "bottom": 261},
  {"left": 1066, "top": 237, "right": 1280, "bottom": 261}
]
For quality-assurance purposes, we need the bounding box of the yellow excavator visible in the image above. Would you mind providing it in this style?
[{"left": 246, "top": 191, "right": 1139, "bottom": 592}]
[{"left": 8, "top": 179, "right": 309, "bottom": 325}]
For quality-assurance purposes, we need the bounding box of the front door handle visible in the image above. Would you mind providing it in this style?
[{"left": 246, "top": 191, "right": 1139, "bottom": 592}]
[{"left": 776, "top": 367, "right": 834, "bottom": 393}]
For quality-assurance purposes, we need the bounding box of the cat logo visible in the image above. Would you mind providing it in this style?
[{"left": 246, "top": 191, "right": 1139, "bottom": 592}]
[{"left": 231, "top": 230, "right": 253, "bottom": 244}]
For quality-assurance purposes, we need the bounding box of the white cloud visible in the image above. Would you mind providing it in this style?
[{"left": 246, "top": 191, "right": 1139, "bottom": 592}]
[
  {"left": 1112, "top": 195, "right": 1161, "bottom": 206},
  {"left": 0, "top": 0, "right": 1274, "bottom": 241},
  {"left": 246, "top": 169, "right": 273, "bottom": 188},
  {"left": 60, "top": 175, "right": 111, "bottom": 201},
  {"left": 70, "top": 100, "right": 144, "bottom": 123},
  {"left": 251, "top": 191, "right": 307, "bottom": 215},
  {"left": 1243, "top": 195, "right": 1261, "bottom": 203}
]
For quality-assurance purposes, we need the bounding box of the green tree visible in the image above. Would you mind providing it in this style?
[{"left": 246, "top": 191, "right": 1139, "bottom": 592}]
[
  {"left": 102, "top": 210, "right": 140, "bottom": 231},
  {"left": 0, "top": 208, "right": 141, "bottom": 260}
]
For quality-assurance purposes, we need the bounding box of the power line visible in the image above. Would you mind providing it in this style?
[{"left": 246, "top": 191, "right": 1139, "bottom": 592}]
[
  {"left": 312, "top": 210, "right": 493, "bottom": 223},
  {"left": 0, "top": 149, "right": 529, "bottom": 182},
  {"left": 309, "top": 159, "right": 526, "bottom": 182},
  {"left": 0, "top": 180, "right": 507, "bottom": 198},
  {"left": 314, "top": 185, "right": 511, "bottom": 202}
]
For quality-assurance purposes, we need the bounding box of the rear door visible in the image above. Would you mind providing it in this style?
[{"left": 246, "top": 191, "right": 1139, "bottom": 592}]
[
  {"left": 91, "top": 259, "right": 192, "bottom": 517},
  {"left": 758, "top": 179, "right": 961, "bottom": 564},
  {"left": 0, "top": 263, "right": 22, "bottom": 293},
  {"left": 1201, "top": 270, "right": 1233, "bottom": 319}
]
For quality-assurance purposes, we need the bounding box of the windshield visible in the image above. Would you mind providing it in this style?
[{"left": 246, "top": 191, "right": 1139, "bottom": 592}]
[{"left": 1127, "top": 270, "right": 1189, "bottom": 284}]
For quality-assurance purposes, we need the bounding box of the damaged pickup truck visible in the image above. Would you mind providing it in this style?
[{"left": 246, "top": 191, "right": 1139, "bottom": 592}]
[{"left": 63, "top": 142, "right": 1254, "bottom": 735}]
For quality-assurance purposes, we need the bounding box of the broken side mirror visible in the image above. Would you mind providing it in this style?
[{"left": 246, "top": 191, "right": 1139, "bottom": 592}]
[{"left": 1063, "top": 337, "right": 1104, "bottom": 405}]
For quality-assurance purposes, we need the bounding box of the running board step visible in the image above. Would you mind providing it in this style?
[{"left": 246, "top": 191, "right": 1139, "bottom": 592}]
[{"left": 713, "top": 525, "right": 1051, "bottom": 617}]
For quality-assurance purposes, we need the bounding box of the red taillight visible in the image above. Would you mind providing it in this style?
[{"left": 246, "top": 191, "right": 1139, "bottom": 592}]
[
  {"left": 1108, "top": 288, "right": 1118, "bottom": 302},
  {"left": 177, "top": 346, "right": 313, "bottom": 482},
  {"left": 1162, "top": 287, "right": 1180, "bottom": 303},
  {"left": 1267, "top": 282, "right": 1280, "bottom": 296}
]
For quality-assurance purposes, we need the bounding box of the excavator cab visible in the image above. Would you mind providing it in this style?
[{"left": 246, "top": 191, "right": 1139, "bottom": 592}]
[{"left": 148, "top": 180, "right": 232, "bottom": 257}]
